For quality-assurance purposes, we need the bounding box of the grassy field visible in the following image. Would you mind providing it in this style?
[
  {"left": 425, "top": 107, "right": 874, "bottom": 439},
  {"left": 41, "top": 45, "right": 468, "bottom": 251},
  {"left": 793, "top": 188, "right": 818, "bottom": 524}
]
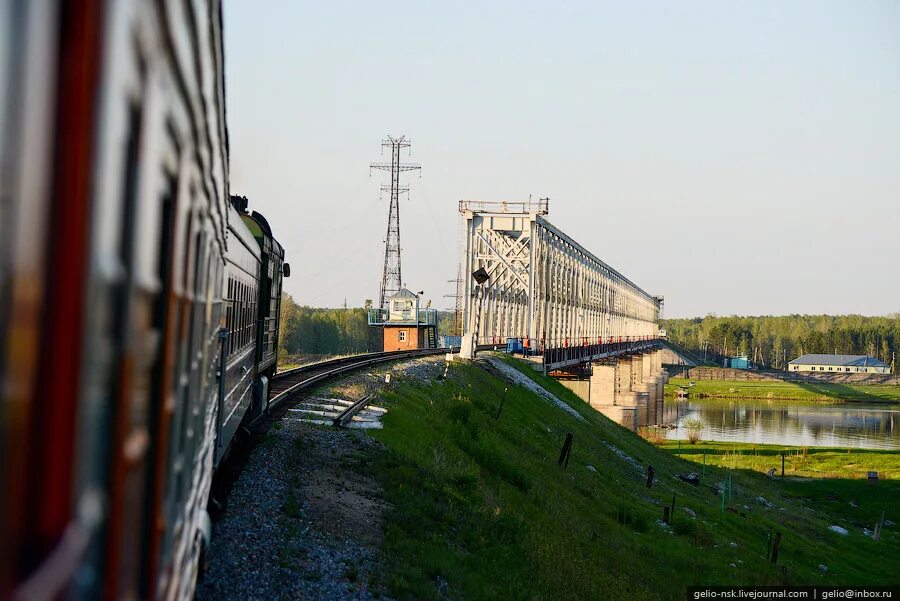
[
  {"left": 360, "top": 356, "right": 899, "bottom": 600},
  {"left": 658, "top": 441, "right": 900, "bottom": 480},
  {"left": 665, "top": 377, "right": 900, "bottom": 403}
]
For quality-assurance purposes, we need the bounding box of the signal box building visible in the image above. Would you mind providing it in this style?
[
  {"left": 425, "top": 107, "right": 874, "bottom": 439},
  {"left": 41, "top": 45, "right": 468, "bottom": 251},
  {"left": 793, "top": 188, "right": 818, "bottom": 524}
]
[
  {"left": 368, "top": 288, "right": 438, "bottom": 351},
  {"left": 788, "top": 354, "right": 890, "bottom": 374}
]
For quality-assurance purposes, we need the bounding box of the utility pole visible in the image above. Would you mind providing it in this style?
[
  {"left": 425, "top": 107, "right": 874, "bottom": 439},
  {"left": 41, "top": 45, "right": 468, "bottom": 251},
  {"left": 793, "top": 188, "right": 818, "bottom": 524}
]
[{"left": 370, "top": 135, "right": 421, "bottom": 308}]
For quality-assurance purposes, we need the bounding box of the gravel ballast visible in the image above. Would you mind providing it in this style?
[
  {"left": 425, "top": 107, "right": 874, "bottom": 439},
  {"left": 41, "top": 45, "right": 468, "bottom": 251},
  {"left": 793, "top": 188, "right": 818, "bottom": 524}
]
[{"left": 195, "top": 356, "right": 445, "bottom": 600}]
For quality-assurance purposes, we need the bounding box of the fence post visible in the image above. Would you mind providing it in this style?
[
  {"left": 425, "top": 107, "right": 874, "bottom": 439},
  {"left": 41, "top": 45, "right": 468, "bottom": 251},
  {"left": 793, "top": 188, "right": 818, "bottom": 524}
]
[
  {"left": 557, "top": 433, "right": 574, "bottom": 470},
  {"left": 495, "top": 387, "right": 508, "bottom": 419},
  {"left": 771, "top": 531, "right": 782, "bottom": 564}
]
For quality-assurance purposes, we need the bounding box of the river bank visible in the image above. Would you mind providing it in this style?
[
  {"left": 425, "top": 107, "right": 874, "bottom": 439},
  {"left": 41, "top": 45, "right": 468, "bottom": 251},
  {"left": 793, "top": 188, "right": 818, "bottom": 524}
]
[
  {"left": 665, "top": 377, "right": 900, "bottom": 404},
  {"left": 657, "top": 441, "right": 900, "bottom": 479},
  {"left": 364, "top": 356, "right": 898, "bottom": 597}
]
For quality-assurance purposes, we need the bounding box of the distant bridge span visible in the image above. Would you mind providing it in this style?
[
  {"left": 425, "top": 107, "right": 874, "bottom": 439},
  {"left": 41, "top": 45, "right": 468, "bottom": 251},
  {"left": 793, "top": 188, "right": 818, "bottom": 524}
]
[{"left": 458, "top": 200, "right": 663, "bottom": 371}]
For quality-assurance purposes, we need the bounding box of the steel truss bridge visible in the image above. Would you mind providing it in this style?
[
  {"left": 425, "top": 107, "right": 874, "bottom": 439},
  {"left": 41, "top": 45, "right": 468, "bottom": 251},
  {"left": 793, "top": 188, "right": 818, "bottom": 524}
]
[{"left": 458, "top": 200, "right": 663, "bottom": 371}]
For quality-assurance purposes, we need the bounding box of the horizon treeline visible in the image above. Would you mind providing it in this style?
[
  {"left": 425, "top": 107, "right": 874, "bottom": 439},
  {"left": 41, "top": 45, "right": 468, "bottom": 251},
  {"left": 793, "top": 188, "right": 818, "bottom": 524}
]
[
  {"left": 278, "top": 294, "right": 457, "bottom": 357},
  {"left": 661, "top": 314, "right": 900, "bottom": 370}
]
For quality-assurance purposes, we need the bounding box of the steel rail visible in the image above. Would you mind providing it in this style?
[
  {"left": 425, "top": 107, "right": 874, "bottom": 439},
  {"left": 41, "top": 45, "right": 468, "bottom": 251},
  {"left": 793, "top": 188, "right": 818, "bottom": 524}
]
[
  {"left": 267, "top": 347, "right": 451, "bottom": 411},
  {"left": 332, "top": 394, "right": 374, "bottom": 428}
]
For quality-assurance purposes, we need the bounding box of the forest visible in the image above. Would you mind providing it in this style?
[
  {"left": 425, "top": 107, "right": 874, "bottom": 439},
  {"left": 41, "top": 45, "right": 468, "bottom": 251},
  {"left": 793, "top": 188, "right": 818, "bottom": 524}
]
[
  {"left": 661, "top": 314, "right": 900, "bottom": 370},
  {"left": 276, "top": 292, "right": 899, "bottom": 372},
  {"left": 277, "top": 294, "right": 457, "bottom": 358}
]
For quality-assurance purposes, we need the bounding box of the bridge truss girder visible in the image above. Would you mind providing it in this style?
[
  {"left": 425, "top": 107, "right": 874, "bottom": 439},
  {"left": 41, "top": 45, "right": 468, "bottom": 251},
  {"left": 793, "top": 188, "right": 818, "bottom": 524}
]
[{"left": 460, "top": 202, "right": 662, "bottom": 355}]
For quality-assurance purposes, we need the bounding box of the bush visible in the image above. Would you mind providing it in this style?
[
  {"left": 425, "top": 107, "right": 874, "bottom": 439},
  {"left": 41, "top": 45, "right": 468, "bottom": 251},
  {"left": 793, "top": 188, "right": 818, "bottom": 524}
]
[
  {"left": 683, "top": 418, "right": 703, "bottom": 444},
  {"left": 638, "top": 425, "right": 666, "bottom": 445}
]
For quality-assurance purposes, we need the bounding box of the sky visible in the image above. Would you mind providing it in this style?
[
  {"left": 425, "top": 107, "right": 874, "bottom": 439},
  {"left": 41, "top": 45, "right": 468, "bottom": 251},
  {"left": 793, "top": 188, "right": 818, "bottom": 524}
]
[{"left": 223, "top": 1, "right": 900, "bottom": 318}]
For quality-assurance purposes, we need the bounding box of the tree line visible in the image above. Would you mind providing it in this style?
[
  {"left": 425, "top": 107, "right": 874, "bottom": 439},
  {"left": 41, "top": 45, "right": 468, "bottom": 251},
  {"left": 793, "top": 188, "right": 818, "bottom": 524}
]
[
  {"left": 661, "top": 314, "right": 900, "bottom": 371},
  {"left": 278, "top": 294, "right": 457, "bottom": 357}
]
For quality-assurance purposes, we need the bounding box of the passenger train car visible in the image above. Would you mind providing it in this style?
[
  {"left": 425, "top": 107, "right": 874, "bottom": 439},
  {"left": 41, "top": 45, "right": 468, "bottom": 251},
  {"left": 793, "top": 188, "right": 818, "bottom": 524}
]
[{"left": 0, "top": 1, "right": 287, "bottom": 598}]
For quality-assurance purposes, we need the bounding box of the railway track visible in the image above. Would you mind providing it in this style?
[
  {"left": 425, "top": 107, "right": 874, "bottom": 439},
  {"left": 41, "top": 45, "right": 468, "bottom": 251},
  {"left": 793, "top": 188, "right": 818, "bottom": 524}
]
[
  {"left": 210, "top": 347, "right": 450, "bottom": 515},
  {"left": 266, "top": 347, "right": 450, "bottom": 411}
]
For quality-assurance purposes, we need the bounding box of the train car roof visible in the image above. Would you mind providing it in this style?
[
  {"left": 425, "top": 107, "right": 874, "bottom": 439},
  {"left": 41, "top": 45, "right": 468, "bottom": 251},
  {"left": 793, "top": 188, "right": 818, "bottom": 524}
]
[
  {"left": 231, "top": 197, "right": 285, "bottom": 260},
  {"left": 227, "top": 201, "right": 262, "bottom": 261}
]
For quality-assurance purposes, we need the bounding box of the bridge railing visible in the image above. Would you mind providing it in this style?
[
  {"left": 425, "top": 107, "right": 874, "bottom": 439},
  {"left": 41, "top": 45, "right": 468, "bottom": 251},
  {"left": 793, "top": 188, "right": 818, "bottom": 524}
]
[{"left": 470, "top": 335, "right": 660, "bottom": 368}]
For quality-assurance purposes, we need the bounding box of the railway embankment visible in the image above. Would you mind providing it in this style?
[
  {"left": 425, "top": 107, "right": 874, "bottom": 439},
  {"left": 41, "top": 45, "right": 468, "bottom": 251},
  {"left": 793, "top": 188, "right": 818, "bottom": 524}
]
[
  {"left": 366, "top": 355, "right": 898, "bottom": 598},
  {"left": 199, "top": 354, "right": 899, "bottom": 600}
]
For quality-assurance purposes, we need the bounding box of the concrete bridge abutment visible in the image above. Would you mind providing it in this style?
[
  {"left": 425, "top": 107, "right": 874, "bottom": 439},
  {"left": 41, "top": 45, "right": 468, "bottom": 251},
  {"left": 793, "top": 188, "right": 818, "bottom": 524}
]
[{"left": 548, "top": 347, "right": 668, "bottom": 428}]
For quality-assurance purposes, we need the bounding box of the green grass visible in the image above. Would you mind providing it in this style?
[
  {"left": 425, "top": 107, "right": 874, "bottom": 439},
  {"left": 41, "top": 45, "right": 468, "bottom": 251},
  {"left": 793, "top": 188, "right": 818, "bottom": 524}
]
[
  {"left": 361, "top": 357, "right": 900, "bottom": 600},
  {"left": 666, "top": 377, "right": 900, "bottom": 403},
  {"left": 659, "top": 441, "right": 900, "bottom": 480}
]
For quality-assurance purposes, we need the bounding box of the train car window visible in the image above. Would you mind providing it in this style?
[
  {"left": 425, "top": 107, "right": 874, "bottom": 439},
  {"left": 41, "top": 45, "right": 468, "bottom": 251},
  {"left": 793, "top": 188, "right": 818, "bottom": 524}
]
[
  {"left": 204, "top": 251, "right": 214, "bottom": 330},
  {"left": 171, "top": 204, "right": 194, "bottom": 508},
  {"left": 230, "top": 277, "right": 236, "bottom": 355},
  {"left": 234, "top": 280, "right": 239, "bottom": 351},
  {"left": 175, "top": 218, "right": 201, "bottom": 505},
  {"left": 142, "top": 167, "right": 178, "bottom": 590},
  {"left": 244, "top": 281, "right": 248, "bottom": 349},
  {"left": 98, "top": 96, "right": 145, "bottom": 598},
  {"left": 224, "top": 278, "right": 228, "bottom": 355},
  {"left": 186, "top": 227, "right": 206, "bottom": 476}
]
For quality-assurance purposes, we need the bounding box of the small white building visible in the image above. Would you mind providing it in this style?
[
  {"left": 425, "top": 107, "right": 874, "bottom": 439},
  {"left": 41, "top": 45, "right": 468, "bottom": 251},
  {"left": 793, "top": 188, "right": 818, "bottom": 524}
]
[{"left": 788, "top": 354, "right": 890, "bottom": 374}]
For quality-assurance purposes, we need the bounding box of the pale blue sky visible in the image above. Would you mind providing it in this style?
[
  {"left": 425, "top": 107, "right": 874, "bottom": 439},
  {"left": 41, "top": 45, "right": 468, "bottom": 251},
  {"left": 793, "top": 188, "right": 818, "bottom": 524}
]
[{"left": 224, "top": 1, "right": 899, "bottom": 318}]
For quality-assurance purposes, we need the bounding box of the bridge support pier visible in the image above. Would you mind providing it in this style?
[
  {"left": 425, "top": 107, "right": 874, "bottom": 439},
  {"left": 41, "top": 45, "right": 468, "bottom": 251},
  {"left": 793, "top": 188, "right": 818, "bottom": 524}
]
[
  {"left": 589, "top": 363, "right": 616, "bottom": 408},
  {"left": 615, "top": 357, "right": 637, "bottom": 406},
  {"left": 548, "top": 348, "right": 668, "bottom": 430}
]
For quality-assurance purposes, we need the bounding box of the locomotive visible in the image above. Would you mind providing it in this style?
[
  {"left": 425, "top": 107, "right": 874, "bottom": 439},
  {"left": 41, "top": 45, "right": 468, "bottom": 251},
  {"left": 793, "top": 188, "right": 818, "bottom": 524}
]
[{"left": 0, "top": 1, "right": 287, "bottom": 598}]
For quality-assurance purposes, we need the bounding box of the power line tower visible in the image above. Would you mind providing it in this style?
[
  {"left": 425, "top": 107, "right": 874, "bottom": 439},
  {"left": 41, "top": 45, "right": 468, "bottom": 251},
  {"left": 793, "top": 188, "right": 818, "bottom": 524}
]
[{"left": 370, "top": 135, "right": 421, "bottom": 308}]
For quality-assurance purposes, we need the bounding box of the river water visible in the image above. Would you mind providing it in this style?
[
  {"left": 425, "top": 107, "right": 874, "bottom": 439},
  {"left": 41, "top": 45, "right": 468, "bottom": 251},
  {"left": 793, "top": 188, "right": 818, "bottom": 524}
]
[{"left": 661, "top": 398, "right": 900, "bottom": 450}]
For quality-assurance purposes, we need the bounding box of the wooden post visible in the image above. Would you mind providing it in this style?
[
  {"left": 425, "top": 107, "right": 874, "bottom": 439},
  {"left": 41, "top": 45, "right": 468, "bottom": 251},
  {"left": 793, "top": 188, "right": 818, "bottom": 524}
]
[
  {"left": 670, "top": 492, "right": 676, "bottom": 518},
  {"left": 781, "top": 453, "right": 785, "bottom": 477},
  {"left": 770, "top": 531, "right": 782, "bottom": 564},
  {"left": 557, "top": 433, "right": 574, "bottom": 470},
  {"left": 646, "top": 465, "right": 655, "bottom": 488},
  {"left": 663, "top": 506, "right": 670, "bottom": 525},
  {"left": 495, "top": 387, "right": 508, "bottom": 419}
]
